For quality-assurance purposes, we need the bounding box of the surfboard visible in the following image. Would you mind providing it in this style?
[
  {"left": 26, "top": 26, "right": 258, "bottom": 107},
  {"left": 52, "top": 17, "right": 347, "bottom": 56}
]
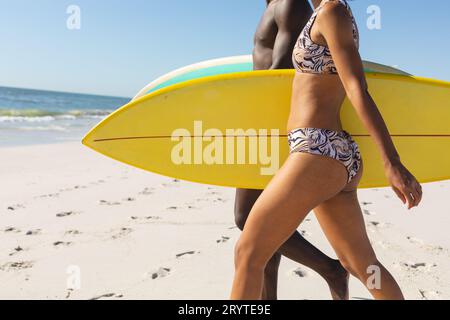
[
  {"left": 133, "top": 56, "right": 253, "bottom": 99},
  {"left": 132, "top": 55, "right": 411, "bottom": 100},
  {"left": 83, "top": 71, "right": 450, "bottom": 189}
]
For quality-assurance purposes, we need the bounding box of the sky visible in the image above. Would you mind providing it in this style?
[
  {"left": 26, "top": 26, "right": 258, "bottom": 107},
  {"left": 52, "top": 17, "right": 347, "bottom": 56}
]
[{"left": 0, "top": 0, "right": 449, "bottom": 98}]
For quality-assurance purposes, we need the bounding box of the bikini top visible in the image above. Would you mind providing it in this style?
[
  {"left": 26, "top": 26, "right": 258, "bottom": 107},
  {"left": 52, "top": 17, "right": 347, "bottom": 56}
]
[{"left": 292, "top": 0, "right": 359, "bottom": 75}]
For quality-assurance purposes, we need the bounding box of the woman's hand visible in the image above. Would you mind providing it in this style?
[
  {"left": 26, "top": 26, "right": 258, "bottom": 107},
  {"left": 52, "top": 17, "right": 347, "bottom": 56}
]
[{"left": 385, "top": 161, "right": 423, "bottom": 209}]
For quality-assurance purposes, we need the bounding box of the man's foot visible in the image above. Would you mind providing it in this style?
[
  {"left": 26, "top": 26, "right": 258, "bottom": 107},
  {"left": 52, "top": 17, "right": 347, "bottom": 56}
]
[{"left": 324, "top": 261, "right": 350, "bottom": 300}]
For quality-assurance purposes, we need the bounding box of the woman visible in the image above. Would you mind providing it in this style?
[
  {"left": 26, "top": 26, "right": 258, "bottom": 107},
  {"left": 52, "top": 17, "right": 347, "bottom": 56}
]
[{"left": 231, "top": 0, "right": 423, "bottom": 300}]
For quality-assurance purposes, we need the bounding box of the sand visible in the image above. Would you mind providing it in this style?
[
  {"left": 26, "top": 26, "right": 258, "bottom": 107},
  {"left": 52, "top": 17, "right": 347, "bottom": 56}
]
[{"left": 0, "top": 142, "right": 449, "bottom": 300}]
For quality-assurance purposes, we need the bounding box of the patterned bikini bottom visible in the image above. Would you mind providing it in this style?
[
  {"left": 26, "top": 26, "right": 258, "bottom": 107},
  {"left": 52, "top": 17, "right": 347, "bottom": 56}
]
[{"left": 287, "top": 127, "right": 362, "bottom": 183}]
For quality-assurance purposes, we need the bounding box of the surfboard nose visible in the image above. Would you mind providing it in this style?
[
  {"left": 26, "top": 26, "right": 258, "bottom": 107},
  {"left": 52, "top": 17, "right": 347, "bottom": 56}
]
[
  {"left": 81, "top": 128, "right": 96, "bottom": 149},
  {"left": 81, "top": 135, "right": 89, "bottom": 147}
]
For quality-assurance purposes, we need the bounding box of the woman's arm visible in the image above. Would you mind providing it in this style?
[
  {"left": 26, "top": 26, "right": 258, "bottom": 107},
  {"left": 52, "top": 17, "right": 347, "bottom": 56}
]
[{"left": 317, "top": 3, "right": 422, "bottom": 208}]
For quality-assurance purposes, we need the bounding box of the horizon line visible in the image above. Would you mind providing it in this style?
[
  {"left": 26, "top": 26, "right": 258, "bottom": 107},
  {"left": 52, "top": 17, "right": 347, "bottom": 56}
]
[{"left": 0, "top": 84, "right": 131, "bottom": 100}]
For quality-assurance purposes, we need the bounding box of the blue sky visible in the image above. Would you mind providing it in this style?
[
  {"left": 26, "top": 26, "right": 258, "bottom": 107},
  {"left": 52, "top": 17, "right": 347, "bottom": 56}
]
[{"left": 0, "top": 0, "right": 449, "bottom": 98}]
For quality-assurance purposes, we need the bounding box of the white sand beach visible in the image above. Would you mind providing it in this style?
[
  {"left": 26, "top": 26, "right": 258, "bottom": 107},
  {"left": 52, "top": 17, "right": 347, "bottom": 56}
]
[{"left": 0, "top": 142, "right": 449, "bottom": 300}]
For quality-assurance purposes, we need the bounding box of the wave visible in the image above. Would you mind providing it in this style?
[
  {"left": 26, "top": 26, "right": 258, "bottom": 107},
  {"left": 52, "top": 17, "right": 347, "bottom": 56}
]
[
  {"left": 16, "top": 125, "right": 68, "bottom": 132},
  {"left": 0, "top": 116, "right": 56, "bottom": 123},
  {"left": 0, "top": 108, "right": 113, "bottom": 123}
]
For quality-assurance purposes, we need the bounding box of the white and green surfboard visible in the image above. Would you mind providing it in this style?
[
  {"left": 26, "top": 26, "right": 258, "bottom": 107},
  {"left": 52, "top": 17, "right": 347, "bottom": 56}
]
[{"left": 132, "top": 55, "right": 410, "bottom": 100}]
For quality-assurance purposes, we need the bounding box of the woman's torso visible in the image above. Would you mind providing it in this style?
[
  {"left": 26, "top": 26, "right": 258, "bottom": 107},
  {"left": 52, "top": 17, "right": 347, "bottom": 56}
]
[{"left": 287, "top": 0, "right": 359, "bottom": 132}]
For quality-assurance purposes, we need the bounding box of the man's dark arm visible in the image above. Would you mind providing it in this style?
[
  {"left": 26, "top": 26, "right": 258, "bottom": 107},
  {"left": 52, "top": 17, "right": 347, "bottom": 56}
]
[{"left": 271, "top": 0, "right": 313, "bottom": 69}]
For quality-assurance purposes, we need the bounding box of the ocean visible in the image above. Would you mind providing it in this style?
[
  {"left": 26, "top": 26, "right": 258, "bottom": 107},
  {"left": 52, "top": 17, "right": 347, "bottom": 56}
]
[{"left": 0, "top": 86, "right": 130, "bottom": 147}]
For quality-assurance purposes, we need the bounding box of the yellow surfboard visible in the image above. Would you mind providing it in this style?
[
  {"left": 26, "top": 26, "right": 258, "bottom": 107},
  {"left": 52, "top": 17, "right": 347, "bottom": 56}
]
[{"left": 83, "top": 71, "right": 450, "bottom": 189}]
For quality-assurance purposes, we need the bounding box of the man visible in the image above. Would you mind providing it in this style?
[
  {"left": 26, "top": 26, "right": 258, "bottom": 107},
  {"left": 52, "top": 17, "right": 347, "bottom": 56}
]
[{"left": 233, "top": 0, "right": 349, "bottom": 300}]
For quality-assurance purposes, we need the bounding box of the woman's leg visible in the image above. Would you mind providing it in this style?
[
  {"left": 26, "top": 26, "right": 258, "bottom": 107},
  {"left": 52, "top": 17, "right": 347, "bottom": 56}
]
[
  {"left": 235, "top": 188, "right": 349, "bottom": 300},
  {"left": 314, "top": 189, "right": 404, "bottom": 300},
  {"left": 231, "top": 153, "right": 348, "bottom": 300},
  {"left": 235, "top": 189, "right": 281, "bottom": 300}
]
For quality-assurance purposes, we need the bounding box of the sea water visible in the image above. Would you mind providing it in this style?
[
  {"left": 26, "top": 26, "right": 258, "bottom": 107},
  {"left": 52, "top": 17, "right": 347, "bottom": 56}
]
[{"left": 0, "top": 86, "right": 130, "bottom": 147}]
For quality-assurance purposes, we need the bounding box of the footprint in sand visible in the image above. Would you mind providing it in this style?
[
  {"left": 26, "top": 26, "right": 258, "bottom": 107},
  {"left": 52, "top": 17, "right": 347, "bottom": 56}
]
[
  {"left": 89, "top": 179, "right": 106, "bottom": 186},
  {"left": 425, "top": 245, "right": 446, "bottom": 255},
  {"left": 37, "top": 193, "right": 60, "bottom": 199},
  {"left": 65, "top": 289, "right": 74, "bottom": 299},
  {"left": 401, "top": 261, "right": 437, "bottom": 272},
  {"left": 65, "top": 230, "right": 82, "bottom": 236},
  {"left": 182, "top": 204, "right": 198, "bottom": 210},
  {"left": 375, "top": 241, "right": 393, "bottom": 249},
  {"left": 4, "top": 227, "right": 21, "bottom": 233},
  {"left": 149, "top": 267, "right": 171, "bottom": 280},
  {"left": 361, "top": 201, "right": 373, "bottom": 206},
  {"left": 0, "top": 261, "right": 34, "bottom": 272},
  {"left": 56, "top": 211, "right": 79, "bottom": 218},
  {"left": 363, "top": 209, "right": 376, "bottom": 216},
  {"left": 161, "top": 182, "right": 178, "bottom": 188},
  {"left": 368, "top": 221, "right": 391, "bottom": 229},
  {"left": 9, "top": 246, "right": 25, "bottom": 256},
  {"left": 99, "top": 200, "right": 121, "bottom": 206},
  {"left": 176, "top": 251, "right": 199, "bottom": 259},
  {"left": 217, "top": 236, "right": 231, "bottom": 244},
  {"left": 111, "top": 228, "right": 133, "bottom": 240},
  {"left": 419, "top": 290, "right": 441, "bottom": 300},
  {"left": 61, "top": 185, "right": 88, "bottom": 191},
  {"left": 167, "top": 204, "right": 197, "bottom": 211},
  {"left": 26, "top": 229, "right": 42, "bottom": 236},
  {"left": 130, "top": 216, "right": 161, "bottom": 222},
  {"left": 407, "top": 236, "right": 425, "bottom": 245},
  {"left": 7, "top": 204, "right": 25, "bottom": 211},
  {"left": 422, "top": 289, "right": 443, "bottom": 299},
  {"left": 123, "top": 197, "right": 136, "bottom": 202},
  {"left": 53, "top": 241, "right": 73, "bottom": 248},
  {"left": 139, "top": 188, "right": 155, "bottom": 195},
  {"left": 291, "top": 267, "right": 309, "bottom": 278},
  {"left": 300, "top": 230, "right": 312, "bottom": 237},
  {"left": 91, "top": 293, "right": 124, "bottom": 300}
]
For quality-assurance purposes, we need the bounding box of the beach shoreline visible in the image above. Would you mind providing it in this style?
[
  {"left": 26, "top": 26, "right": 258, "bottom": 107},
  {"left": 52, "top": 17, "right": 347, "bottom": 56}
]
[
  {"left": 0, "top": 86, "right": 129, "bottom": 148},
  {"left": 1, "top": 142, "right": 449, "bottom": 300}
]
